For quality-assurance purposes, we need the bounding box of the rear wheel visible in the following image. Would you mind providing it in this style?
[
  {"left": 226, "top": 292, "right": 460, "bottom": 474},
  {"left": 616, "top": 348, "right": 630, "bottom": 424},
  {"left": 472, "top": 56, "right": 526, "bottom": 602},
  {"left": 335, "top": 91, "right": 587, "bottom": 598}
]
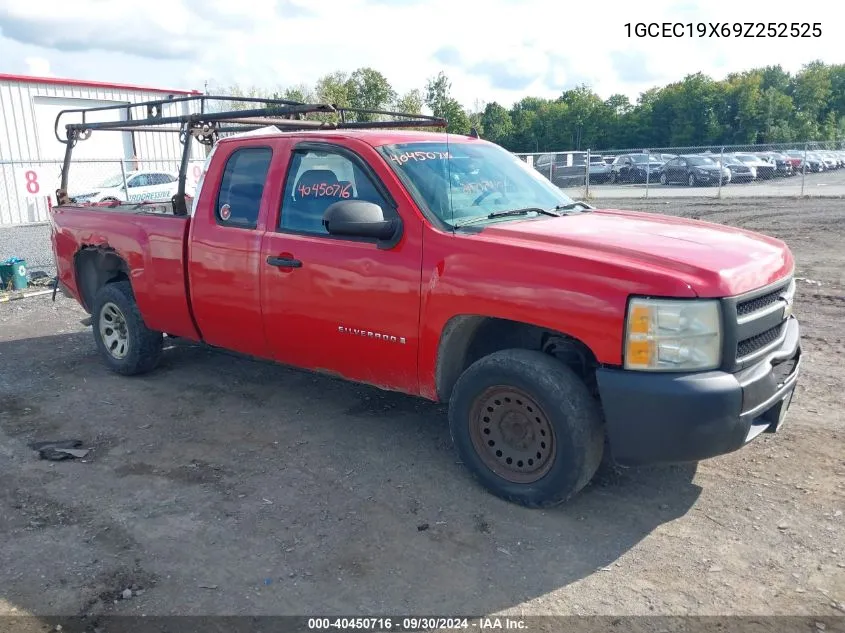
[
  {"left": 448, "top": 349, "right": 604, "bottom": 508},
  {"left": 92, "top": 280, "right": 163, "bottom": 375}
]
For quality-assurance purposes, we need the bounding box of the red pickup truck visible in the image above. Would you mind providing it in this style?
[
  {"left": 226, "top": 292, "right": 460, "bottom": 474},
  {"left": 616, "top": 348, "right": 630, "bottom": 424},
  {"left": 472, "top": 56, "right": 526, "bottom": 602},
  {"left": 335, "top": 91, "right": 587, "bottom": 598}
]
[{"left": 50, "top": 98, "right": 801, "bottom": 508}]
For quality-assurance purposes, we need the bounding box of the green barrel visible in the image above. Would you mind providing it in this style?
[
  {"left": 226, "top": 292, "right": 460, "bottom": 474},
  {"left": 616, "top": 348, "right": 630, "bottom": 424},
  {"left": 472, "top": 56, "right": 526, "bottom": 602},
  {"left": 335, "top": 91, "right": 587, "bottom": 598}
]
[{"left": 0, "top": 258, "right": 27, "bottom": 291}]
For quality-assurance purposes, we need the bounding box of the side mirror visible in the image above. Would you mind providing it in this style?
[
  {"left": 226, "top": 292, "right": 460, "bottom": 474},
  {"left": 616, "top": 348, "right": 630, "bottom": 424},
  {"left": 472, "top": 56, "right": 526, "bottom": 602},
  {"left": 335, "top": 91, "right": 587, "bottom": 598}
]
[{"left": 323, "top": 200, "right": 400, "bottom": 243}]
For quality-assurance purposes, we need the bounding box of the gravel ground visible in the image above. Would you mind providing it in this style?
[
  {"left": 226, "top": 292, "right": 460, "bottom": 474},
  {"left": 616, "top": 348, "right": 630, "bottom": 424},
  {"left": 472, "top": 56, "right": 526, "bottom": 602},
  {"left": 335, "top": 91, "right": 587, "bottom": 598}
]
[{"left": 0, "top": 197, "right": 842, "bottom": 621}]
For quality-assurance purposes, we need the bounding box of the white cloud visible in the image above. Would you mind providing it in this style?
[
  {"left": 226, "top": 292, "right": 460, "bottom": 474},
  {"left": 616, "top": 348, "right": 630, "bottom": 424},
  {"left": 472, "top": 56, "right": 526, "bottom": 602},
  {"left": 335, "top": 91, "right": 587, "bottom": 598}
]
[
  {"left": 0, "top": 0, "right": 841, "bottom": 108},
  {"left": 24, "top": 56, "right": 52, "bottom": 76}
]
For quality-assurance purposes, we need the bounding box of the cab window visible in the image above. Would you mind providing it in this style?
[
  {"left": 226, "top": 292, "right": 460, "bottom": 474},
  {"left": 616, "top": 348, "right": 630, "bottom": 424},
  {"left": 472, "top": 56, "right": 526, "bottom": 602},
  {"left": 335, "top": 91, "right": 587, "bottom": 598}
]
[
  {"left": 215, "top": 147, "right": 273, "bottom": 229},
  {"left": 279, "top": 148, "right": 391, "bottom": 235}
]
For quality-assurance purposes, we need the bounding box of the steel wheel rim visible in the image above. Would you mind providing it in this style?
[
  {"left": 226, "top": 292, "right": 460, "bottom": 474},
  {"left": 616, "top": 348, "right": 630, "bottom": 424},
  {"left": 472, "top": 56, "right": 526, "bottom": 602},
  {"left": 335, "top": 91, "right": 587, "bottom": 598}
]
[
  {"left": 99, "top": 302, "right": 129, "bottom": 359},
  {"left": 469, "top": 386, "right": 556, "bottom": 484}
]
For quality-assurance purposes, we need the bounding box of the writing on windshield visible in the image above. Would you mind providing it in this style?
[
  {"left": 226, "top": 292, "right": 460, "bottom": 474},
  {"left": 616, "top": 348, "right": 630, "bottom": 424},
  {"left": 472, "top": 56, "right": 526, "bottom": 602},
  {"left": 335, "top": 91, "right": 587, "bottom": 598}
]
[
  {"left": 462, "top": 180, "right": 510, "bottom": 193},
  {"left": 378, "top": 141, "right": 576, "bottom": 227},
  {"left": 387, "top": 150, "right": 453, "bottom": 164}
]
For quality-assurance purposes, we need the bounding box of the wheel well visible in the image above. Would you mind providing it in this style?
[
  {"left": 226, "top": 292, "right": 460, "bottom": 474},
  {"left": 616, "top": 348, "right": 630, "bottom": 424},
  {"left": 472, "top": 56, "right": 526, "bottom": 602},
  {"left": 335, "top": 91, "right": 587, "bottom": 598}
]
[
  {"left": 75, "top": 246, "right": 130, "bottom": 313},
  {"left": 435, "top": 316, "right": 600, "bottom": 402}
]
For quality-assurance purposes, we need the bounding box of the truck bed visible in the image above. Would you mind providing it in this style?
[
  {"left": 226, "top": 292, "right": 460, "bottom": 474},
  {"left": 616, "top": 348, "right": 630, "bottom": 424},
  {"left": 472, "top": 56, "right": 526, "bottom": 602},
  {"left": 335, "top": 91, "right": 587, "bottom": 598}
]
[
  {"left": 64, "top": 198, "right": 187, "bottom": 216},
  {"left": 51, "top": 202, "right": 200, "bottom": 340}
]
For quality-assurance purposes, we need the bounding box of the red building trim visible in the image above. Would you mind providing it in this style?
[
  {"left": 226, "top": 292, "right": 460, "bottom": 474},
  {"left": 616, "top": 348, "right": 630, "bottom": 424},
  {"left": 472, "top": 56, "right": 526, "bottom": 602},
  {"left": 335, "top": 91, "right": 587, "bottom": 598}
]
[{"left": 0, "top": 73, "right": 202, "bottom": 95}]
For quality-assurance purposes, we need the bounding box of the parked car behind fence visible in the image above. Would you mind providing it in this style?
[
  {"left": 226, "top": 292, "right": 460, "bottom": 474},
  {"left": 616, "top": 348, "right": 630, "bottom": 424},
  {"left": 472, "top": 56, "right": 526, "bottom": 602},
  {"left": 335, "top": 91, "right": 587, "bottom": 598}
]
[
  {"left": 513, "top": 141, "right": 844, "bottom": 199},
  {"left": 588, "top": 154, "right": 611, "bottom": 183},
  {"left": 717, "top": 155, "right": 754, "bottom": 183},
  {"left": 658, "top": 155, "right": 730, "bottom": 186},
  {"left": 732, "top": 153, "right": 775, "bottom": 180},
  {"left": 609, "top": 153, "right": 663, "bottom": 183},
  {"left": 758, "top": 152, "right": 795, "bottom": 177},
  {"left": 533, "top": 152, "right": 588, "bottom": 188}
]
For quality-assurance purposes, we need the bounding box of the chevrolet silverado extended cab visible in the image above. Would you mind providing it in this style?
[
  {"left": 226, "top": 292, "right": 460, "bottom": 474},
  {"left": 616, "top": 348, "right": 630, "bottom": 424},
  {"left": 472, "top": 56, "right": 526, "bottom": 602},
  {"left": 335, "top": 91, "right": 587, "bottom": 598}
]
[{"left": 50, "top": 96, "right": 801, "bottom": 508}]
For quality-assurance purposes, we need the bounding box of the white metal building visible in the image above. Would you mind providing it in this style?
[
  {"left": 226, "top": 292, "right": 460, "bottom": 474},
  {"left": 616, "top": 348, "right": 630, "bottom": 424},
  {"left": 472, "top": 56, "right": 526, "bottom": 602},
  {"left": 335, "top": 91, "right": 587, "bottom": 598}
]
[{"left": 0, "top": 73, "right": 205, "bottom": 226}]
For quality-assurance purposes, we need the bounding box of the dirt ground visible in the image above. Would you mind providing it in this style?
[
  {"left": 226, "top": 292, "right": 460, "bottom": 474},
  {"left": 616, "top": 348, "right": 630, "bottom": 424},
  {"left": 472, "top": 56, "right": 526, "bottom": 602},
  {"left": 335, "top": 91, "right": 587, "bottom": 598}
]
[{"left": 0, "top": 197, "right": 843, "bottom": 620}]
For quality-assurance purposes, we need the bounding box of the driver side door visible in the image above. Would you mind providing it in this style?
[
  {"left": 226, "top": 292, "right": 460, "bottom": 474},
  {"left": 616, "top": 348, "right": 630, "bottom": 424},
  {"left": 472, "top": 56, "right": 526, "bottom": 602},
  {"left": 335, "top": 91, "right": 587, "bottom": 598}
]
[{"left": 260, "top": 141, "right": 424, "bottom": 394}]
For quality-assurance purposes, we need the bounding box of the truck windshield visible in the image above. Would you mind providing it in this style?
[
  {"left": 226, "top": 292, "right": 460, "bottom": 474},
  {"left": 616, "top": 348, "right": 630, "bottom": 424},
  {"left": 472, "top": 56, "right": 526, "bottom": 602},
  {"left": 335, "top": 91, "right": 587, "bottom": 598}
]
[{"left": 378, "top": 141, "right": 576, "bottom": 227}]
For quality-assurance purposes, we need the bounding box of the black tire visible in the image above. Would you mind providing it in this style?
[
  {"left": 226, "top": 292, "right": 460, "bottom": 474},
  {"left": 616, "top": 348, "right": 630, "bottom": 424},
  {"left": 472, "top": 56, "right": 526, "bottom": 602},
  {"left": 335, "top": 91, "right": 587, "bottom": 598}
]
[
  {"left": 448, "top": 349, "right": 604, "bottom": 508},
  {"left": 91, "top": 280, "right": 163, "bottom": 376}
]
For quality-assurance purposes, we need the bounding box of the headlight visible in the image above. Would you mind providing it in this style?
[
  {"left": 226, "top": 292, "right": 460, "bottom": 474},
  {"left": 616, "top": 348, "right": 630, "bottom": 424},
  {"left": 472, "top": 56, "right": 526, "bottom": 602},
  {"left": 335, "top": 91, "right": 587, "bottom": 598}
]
[{"left": 624, "top": 298, "right": 722, "bottom": 371}]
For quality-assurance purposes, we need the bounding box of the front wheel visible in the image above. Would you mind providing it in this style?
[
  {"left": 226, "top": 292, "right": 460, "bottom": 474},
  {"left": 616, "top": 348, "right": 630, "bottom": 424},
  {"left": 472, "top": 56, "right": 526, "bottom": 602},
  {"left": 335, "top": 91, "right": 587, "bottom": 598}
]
[
  {"left": 92, "top": 280, "right": 163, "bottom": 376},
  {"left": 448, "top": 349, "right": 604, "bottom": 508}
]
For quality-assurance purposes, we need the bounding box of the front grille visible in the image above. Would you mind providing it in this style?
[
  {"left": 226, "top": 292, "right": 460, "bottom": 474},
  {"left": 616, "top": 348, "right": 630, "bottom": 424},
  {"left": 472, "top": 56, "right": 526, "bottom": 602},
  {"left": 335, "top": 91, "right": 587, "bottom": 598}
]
[
  {"left": 728, "top": 275, "right": 794, "bottom": 368},
  {"left": 737, "top": 322, "right": 786, "bottom": 359},
  {"left": 737, "top": 283, "right": 789, "bottom": 317}
]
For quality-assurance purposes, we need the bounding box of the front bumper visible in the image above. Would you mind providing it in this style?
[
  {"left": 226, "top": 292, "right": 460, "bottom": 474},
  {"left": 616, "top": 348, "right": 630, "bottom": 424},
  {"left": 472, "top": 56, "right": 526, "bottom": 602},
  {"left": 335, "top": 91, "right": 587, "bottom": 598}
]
[{"left": 596, "top": 316, "right": 801, "bottom": 466}]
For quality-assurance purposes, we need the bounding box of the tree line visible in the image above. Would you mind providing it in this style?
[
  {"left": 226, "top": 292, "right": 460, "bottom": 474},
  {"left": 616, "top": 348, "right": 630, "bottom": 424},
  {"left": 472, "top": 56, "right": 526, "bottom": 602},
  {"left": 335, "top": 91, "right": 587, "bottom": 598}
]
[{"left": 218, "top": 61, "right": 845, "bottom": 153}]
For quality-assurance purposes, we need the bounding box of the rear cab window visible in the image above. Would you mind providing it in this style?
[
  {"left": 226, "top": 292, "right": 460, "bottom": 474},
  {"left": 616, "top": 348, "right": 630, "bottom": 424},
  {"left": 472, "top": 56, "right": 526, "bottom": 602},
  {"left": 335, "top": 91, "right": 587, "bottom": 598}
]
[{"left": 214, "top": 147, "right": 273, "bottom": 229}]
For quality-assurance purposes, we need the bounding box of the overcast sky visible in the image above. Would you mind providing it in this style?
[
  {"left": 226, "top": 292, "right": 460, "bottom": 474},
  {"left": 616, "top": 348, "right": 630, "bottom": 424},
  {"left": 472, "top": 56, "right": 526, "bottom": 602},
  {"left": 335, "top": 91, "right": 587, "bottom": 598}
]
[{"left": 0, "top": 0, "right": 841, "bottom": 108}]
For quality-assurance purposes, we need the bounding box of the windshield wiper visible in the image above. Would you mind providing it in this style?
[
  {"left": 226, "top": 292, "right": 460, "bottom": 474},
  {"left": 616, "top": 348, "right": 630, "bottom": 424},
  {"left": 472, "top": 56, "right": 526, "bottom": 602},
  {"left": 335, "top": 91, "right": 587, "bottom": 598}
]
[
  {"left": 454, "top": 207, "right": 562, "bottom": 228},
  {"left": 553, "top": 201, "right": 593, "bottom": 211}
]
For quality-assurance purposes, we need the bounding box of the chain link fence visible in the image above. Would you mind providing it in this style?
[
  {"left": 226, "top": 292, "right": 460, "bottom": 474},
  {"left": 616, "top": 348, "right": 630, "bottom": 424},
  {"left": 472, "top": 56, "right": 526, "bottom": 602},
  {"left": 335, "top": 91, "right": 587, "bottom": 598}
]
[
  {"left": 0, "top": 158, "right": 208, "bottom": 226},
  {"left": 4, "top": 142, "right": 843, "bottom": 226},
  {"left": 515, "top": 141, "right": 845, "bottom": 201}
]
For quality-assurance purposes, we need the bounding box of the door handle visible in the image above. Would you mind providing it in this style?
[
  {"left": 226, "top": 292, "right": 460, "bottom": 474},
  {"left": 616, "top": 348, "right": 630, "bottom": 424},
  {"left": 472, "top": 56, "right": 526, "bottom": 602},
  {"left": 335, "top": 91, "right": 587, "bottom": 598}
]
[{"left": 266, "top": 256, "right": 302, "bottom": 269}]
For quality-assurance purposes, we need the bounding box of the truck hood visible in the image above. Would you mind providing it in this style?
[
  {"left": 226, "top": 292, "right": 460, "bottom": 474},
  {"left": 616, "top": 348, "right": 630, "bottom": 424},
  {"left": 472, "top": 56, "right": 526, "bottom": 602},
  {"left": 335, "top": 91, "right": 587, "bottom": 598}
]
[{"left": 479, "top": 209, "right": 793, "bottom": 297}]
